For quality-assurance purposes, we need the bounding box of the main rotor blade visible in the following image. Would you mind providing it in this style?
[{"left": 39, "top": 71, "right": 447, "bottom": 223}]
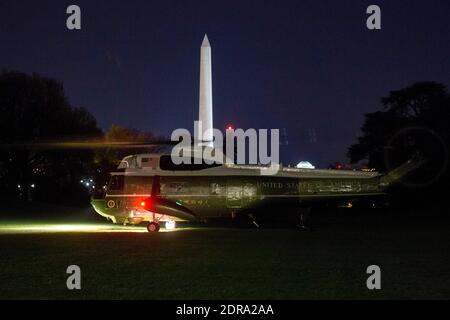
[{"left": 0, "top": 140, "right": 174, "bottom": 150}]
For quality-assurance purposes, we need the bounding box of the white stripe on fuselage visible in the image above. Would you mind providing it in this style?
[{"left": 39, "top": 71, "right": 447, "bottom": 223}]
[{"left": 105, "top": 193, "right": 384, "bottom": 198}]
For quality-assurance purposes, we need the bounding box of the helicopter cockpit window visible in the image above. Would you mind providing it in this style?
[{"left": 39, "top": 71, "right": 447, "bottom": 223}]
[
  {"left": 108, "top": 175, "right": 124, "bottom": 191},
  {"left": 108, "top": 175, "right": 152, "bottom": 194},
  {"left": 159, "top": 155, "right": 222, "bottom": 171}
]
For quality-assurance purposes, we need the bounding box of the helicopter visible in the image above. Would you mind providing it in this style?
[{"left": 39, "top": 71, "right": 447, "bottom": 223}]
[{"left": 90, "top": 146, "right": 421, "bottom": 232}]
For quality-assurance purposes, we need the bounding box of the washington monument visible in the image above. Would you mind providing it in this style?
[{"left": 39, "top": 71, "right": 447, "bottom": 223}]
[{"left": 198, "top": 34, "right": 213, "bottom": 147}]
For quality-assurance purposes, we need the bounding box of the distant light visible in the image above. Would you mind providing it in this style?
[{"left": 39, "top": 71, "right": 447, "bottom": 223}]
[
  {"left": 30, "top": 184, "right": 35, "bottom": 188},
  {"left": 17, "top": 184, "right": 21, "bottom": 189},
  {"left": 85, "top": 182, "right": 90, "bottom": 187},
  {"left": 140, "top": 201, "right": 146, "bottom": 207},
  {"left": 296, "top": 161, "right": 315, "bottom": 169},
  {"left": 80, "top": 180, "right": 84, "bottom": 183},
  {"left": 165, "top": 221, "right": 176, "bottom": 230},
  {"left": 226, "top": 124, "right": 234, "bottom": 130}
]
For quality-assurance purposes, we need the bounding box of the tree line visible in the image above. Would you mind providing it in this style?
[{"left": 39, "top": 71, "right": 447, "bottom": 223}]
[{"left": 0, "top": 71, "right": 158, "bottom": 204}]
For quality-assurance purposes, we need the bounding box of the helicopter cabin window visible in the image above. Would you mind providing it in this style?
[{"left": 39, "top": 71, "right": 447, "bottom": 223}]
[{"left": 159, "top": 155, "right": 222, "bottom": 171}]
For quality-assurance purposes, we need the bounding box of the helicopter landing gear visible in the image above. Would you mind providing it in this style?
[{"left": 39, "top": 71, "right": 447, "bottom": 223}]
[
  {"left": 297, "top": 207, "right": 311, "bottom": 231},
  {"left": 147, "top": 222, "right": 160, "bottom": 233},
  {"left": 247, "top": 213, "right": 260, "bottom": 229}
]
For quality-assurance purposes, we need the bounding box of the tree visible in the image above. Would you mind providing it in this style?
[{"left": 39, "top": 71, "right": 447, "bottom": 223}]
[
  {"left": 348, "top": 82, "right": 450, "bottom": 210},
  {"left": 96, "top": 124, "right": 159, "bottom": 165},
  {"left": 348, "top": 82, "right": 450, "bottom": 169},
  {"left": 0, "top": 71, "right": 101, "bottom": 202}
]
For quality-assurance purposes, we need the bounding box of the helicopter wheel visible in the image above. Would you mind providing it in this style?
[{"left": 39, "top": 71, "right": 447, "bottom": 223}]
[{"left": 147, "top": 222, "right": 160, "bottom": 233}]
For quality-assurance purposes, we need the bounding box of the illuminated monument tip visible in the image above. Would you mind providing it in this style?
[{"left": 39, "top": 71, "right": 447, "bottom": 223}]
[
  {"left": 198, "top": 33, "right": 213, "bottom": 147},
  {"left": 201, "top": 34, "right": 210, "bottom": 47}
]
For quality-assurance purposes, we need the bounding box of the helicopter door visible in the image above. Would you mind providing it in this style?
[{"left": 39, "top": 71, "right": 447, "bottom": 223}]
[{"left": 226, "top": 181, "right": 243, "bottom": 209}]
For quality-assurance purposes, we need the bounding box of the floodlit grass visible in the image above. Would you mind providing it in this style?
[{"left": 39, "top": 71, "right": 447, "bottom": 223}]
[{"left": 0, "top": 217, "right": 449, "bottom": 299}]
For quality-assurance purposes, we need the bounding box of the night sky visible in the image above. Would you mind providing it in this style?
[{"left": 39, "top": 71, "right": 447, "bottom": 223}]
[{"left": 1, "top": 0, "right": 449, "bottom": 167}]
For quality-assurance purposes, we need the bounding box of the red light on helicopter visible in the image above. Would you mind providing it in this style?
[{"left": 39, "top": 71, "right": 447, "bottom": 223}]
[
  {"left": 138, "top": 198, "right": 153, "bottom": 210},
  {"left": 136, "top": 197, "right": 154, "bottom": 210}
]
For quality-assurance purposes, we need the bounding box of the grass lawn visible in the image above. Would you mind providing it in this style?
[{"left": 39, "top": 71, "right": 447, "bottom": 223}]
[{"left": 0, "top": 214, "right": 449, "bottom": 299}]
